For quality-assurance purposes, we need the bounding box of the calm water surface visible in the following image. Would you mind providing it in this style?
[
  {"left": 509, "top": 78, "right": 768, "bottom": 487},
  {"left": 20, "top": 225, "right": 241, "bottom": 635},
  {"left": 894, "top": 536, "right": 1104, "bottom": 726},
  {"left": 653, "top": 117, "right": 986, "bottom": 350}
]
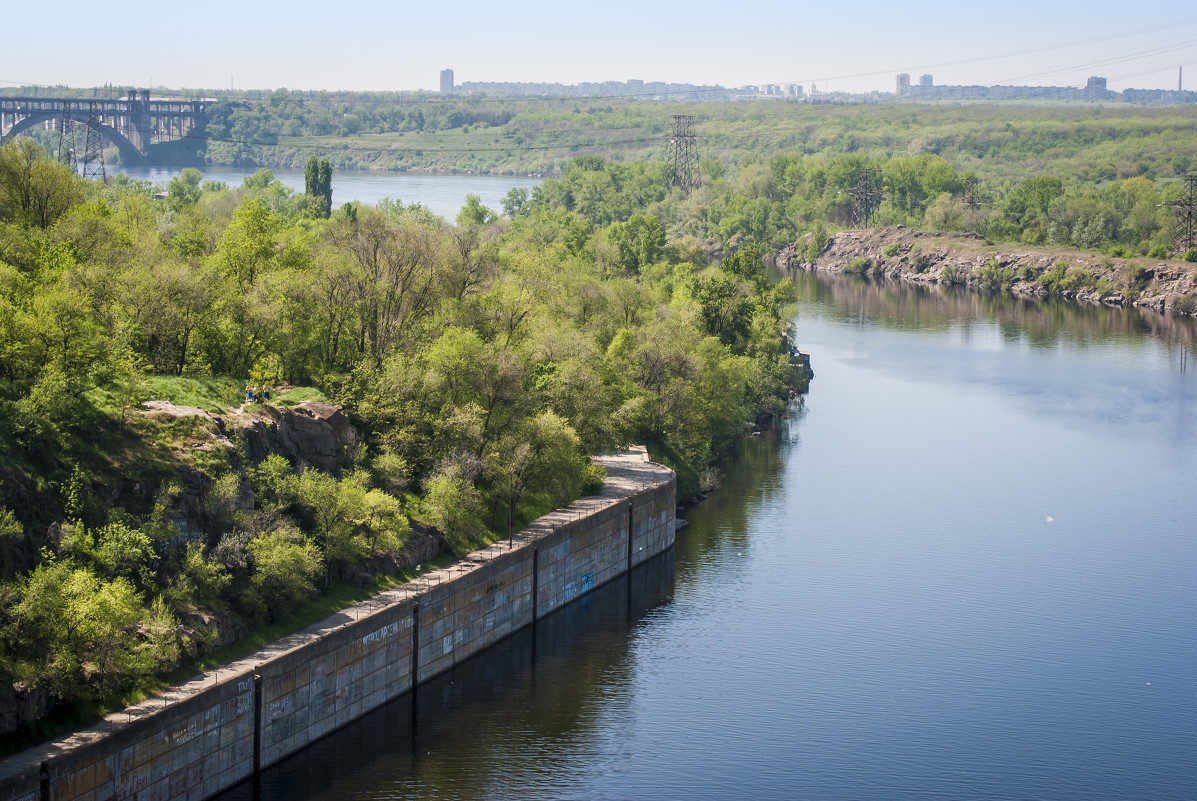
[
  {"left": 115, "top": 167, "right": 541, "bottom": 220},
  {"left": 221, "top": 273, "right": 1197, "bottom": 800}
]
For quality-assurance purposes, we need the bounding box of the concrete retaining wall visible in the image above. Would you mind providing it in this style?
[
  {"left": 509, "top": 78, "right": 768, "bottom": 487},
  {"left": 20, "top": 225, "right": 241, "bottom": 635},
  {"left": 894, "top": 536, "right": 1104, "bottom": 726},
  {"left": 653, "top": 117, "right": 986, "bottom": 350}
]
[{"left": 0, "top": 451, "right": 674, "bottom": 801}]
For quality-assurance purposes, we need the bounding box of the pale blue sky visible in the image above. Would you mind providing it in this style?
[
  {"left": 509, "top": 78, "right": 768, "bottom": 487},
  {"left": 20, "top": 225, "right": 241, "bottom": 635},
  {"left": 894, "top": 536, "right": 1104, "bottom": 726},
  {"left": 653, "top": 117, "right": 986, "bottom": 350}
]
[{"left": 4, "top": 1, "right": 1195, "bottom": 94}]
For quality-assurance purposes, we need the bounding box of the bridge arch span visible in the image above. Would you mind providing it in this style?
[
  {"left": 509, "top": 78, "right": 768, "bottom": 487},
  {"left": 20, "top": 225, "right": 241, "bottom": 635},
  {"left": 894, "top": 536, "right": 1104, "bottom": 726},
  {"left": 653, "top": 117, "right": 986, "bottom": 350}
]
[{"left": 1, "top": 112, "right": 143, "bottom": 164}]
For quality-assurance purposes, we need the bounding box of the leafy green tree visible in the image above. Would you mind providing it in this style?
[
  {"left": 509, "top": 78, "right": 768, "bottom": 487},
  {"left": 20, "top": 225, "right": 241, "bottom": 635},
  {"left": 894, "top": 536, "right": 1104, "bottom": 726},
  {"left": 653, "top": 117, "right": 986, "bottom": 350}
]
[
  {"left": 324, "top": 208, "right": 443, "bottom": 363},
  {"left": 1003, "top": 176, "right": 1065, "bottom": 242},
  {"left": 318, "top": 159, "right": 333, "bottom": 217},
  {"left": 501, "top": 187, "right": 530, "bottom": 219},
  {"left": 6, "top": 560, "right": 175, "bottom": 703},
  {"left": 606, "top": 214, "right": 665, "bottom": 275},
  {"left": 359, "top": 488, "right": 409, "bottom": 559},
  {"left": 168, "top": 541, "right": 230, "bottom": 610},
  {"left": 689, "top": 272, "right": 755, "bottom": 346},
  {"left": 166, "top": 168, "right": 203, "bottom": 211},
  {"left": 246, "top": 528, "right": 321, "bottom": 620},
  {"left": 422, "top": 463, "right": 485, "bottom": 555},
  {"left": 456, "top": 194, "right": 496, "bottom": 227},
  {"left": 0, "top": 507, "right": 26, "bottom": 580},
  {"left": 304, "top": 155, "right": 319, "bottom": 199},
  {"left": 0, "top": 140, "right": 82, "bottom": 229},
  {"left": 489, "top": 411, "right": 587, "bottom": 524},
  {"left": 720, "top": 243, "right": 766, "bottom": 288},
  {"left": 213, "top": 196, "right": 278, "bottom": 290}
]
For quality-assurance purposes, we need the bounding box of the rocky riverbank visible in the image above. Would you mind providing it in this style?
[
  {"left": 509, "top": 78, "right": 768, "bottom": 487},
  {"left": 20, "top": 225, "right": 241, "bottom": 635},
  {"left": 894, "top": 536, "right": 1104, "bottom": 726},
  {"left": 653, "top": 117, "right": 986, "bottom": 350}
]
[{"left": 776, "top": 228, "right": 1197, "bottom": 316}]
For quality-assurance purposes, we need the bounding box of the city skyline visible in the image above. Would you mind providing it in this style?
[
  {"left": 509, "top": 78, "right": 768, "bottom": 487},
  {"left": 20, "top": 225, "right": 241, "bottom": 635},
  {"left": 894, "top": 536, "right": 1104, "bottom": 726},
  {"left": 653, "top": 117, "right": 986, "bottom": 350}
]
[{"left": 2, "top": 0, "right": 1195, "bottom": 95}]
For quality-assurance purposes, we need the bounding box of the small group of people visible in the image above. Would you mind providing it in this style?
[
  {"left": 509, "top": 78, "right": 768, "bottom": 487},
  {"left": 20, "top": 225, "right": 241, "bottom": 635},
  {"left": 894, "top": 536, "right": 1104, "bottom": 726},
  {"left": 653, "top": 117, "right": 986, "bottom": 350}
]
[{"left": 245, "top": 385, "right": 275, "bottom": 405}]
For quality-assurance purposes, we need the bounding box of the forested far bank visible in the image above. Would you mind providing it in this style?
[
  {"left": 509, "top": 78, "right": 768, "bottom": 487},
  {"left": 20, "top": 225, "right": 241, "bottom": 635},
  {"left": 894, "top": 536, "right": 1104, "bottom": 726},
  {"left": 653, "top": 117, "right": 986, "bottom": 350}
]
[{"left": 0, "top": 139, "right": 806, "bottom": 747}]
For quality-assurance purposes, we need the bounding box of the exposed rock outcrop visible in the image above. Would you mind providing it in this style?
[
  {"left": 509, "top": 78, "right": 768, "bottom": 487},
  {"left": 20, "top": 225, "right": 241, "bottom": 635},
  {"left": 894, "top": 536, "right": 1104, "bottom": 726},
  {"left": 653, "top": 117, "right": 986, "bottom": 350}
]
[
  {"left": 0, "top": 683, "right": 48, "bottom": 736},
  {"left": 229, "top": 401, "right": 358, "bottom": 473},
  {"left": 776, "top": 227, "right": 1197, "bottom": 316},
  {"left": 135, "top": 400, "right": 360, "bottom": 541}
]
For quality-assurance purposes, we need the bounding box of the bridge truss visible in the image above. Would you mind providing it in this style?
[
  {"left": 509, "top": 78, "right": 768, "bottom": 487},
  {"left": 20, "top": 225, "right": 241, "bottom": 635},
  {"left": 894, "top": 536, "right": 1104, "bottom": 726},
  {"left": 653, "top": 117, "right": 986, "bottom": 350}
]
[{"left": 0, "top": 91, "right": 212, "bottom": 164}]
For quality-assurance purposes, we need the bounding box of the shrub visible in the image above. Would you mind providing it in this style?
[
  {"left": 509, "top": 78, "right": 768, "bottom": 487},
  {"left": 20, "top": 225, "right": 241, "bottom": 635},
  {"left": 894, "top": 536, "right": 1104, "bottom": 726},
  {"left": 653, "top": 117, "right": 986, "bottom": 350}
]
[
  {"left": 247, "top": 528, "right": 322, "bottom": 621},
  {"left": 1125, "top": 262, "right": 1150, "bottom": 295},
  {"left": 580, "top": 462, "right": 606, "bottom": 495},
  {"left": 910, "top": 247, "right": 928, "bottom": 273},
  {"left": 804, "top": 224, "right": 828, "bottom": 262},
  {"left": 1039, "top": 261, "right": 1070, "bottom": 292},
  {"left": 845, "top": 256, "right": 871, "bottom": 275},
  {"left": 1062, "top": 267, "right": 1095, "bottom": 292},
  {"left": 1185, "top": 248, "right": 1197, "bottom": 263},
  {"left": 883, "top": 242, "right": 901, "bottom": 258},
  {"left": 978, "top": 257, "right": 1016, "bottom": 292},
  {"left": 422, "top": 464, "right": 486, "bottom": 556},
  {"left": 1148, "top": 244, "right": 1168, "bottom": 259}
]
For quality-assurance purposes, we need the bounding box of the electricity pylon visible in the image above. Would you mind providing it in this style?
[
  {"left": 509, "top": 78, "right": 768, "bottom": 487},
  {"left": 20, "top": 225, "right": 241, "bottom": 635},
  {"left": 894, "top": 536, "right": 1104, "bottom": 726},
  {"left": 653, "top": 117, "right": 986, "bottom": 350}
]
[
  {"left": 57, "top": 104, "right": 77, "bottom": 173},
  {"left": 667, "top": 115, "right": 698, "bottom": 193},
  {"left": 848, "top": 168, "right": 883, "bottom": 228},
  {"left": 1170, "top": 173, "right": 1196, "bottom": 256},
  {"left": 81, "top": 102, "right": 106, "bottom": 183}
]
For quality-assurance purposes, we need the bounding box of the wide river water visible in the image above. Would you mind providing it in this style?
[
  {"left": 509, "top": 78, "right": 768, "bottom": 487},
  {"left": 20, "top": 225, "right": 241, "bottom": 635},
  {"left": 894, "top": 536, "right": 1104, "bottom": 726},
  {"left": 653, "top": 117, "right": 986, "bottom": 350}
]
[
  {"left": 216, "top": 270, "right": 1197, "bottom": 800},
  {"left": 115, "top": 166, "right": 541, "bottom": 221}
]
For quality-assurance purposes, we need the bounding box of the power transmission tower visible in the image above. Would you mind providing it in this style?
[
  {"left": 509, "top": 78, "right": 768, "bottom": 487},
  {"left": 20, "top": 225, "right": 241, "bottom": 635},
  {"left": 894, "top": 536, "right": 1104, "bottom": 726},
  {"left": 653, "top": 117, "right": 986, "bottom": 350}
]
[
  {"left": 57, "top": 104, "right": 78, "bottom": 173},
  {"left": 1170, "top": 173, "right": 1196, "bottom": 256},
  {"left": 962, "top": 175, "right": 984, "bottom": 210},
  {"left": 847, "top": 168, "right": 883, "bottom": 228},
  {"left": 81, "top": 102, "right": 106, "bottom": 183},
  {"left": 667, "top": 115, "right": 698, "bottom": 193}
]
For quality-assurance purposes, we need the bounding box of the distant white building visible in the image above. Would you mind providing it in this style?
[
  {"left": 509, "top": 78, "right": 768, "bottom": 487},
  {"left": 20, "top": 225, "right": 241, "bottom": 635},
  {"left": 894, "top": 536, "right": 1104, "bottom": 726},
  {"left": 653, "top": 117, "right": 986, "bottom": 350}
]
[{"left": 440, "top": 69, "right": 454, "bottom": 94}]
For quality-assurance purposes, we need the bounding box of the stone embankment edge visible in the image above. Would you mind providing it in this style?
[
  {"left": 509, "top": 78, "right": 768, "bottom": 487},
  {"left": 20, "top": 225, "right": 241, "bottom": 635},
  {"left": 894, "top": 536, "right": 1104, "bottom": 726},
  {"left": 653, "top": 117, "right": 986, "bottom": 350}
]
[
  {"left": 0, "top": 449, "right": 676, "bottom": 801},
  {"left": 776, "top": 228, "right": 1197, "bottom": 316}
]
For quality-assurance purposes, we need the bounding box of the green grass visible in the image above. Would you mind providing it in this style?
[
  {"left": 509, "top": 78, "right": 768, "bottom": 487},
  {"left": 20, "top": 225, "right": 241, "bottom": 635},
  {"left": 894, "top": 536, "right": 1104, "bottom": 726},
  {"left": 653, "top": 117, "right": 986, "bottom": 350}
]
[
  {"left": 273, "top": 386, "right": 328, "bottom": 406},
  {"left": 141, "top": 376, "right": 246, "bottom": 413}
]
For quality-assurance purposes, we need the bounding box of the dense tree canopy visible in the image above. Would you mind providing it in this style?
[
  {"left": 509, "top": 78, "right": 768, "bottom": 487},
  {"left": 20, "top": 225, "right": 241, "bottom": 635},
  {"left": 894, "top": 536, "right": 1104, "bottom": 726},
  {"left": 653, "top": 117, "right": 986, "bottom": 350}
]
[{"left": 0, "top": 142, "right": 805, "bottom": 733}]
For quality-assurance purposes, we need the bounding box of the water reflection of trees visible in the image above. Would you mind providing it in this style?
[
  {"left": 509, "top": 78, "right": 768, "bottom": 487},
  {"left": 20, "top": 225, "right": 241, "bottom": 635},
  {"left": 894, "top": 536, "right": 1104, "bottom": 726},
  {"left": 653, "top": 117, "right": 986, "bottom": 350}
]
[
  {"left": 790, "top": 271, "right": 1196, "bottom": 364},
  {"left": 219, "top": 555, "right": 675, "bottom": 801},
  {"left": 675, "top": 402, "right": 804, "bottom": 573}
]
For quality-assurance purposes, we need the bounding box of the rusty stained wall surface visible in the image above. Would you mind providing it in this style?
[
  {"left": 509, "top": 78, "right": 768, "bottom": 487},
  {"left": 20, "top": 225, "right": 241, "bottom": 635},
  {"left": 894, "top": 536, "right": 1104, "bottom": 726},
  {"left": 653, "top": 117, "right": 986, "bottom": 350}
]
[{"left": 0, "top": 451, "right": 675, "bottom": 801}]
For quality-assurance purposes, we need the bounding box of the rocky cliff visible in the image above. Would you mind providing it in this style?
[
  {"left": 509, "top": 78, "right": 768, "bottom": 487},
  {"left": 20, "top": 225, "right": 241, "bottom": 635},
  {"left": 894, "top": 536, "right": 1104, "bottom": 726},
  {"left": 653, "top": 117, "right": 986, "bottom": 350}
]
[
  {"left": 140, "top": 399, "right": 359, "bottom": 536},
  {"left": 776, "top": 227, "right": 1197, "bottom": 315}
]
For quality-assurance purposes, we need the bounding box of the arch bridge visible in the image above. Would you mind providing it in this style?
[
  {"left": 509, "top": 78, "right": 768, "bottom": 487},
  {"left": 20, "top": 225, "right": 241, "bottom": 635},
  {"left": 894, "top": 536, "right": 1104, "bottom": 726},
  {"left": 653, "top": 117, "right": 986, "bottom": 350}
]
[{"left": 0, "top": 91, "right": 213, "bottom": 162}]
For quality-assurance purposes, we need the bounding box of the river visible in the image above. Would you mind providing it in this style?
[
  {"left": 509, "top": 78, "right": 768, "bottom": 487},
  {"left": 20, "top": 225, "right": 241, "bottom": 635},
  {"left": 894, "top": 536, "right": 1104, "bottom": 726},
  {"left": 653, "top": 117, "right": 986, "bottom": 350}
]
[
  {"left": 218, "top": 272, "right": 1197, "bottom": 801},
  {"left": 115, "top": 167, "right": 541, "bottom": 221}
]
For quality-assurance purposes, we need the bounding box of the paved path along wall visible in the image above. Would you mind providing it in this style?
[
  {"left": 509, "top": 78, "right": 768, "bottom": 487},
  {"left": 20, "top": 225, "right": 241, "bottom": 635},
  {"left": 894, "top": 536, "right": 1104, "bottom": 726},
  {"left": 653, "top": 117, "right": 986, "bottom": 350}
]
[{"left": 0, "top": 450, "right": 674, "bottom": 801}]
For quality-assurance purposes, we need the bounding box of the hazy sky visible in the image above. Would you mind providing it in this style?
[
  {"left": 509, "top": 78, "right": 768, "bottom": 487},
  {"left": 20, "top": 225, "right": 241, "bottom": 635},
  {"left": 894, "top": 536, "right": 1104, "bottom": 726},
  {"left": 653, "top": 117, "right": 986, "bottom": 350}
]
[{"left": 4, "top": 1, "right": 1196, "bottom": 94}]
